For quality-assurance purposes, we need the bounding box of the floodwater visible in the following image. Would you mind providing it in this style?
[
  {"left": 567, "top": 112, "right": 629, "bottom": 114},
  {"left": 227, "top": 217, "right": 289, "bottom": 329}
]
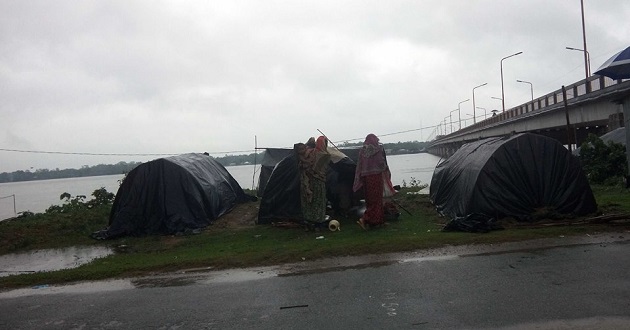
[{"left": 0, "top": 246, "right": 113, "bottom": 277}]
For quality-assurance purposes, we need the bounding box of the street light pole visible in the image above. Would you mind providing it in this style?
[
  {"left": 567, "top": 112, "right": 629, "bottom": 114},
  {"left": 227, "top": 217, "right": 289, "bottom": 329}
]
[
  {"left": 449, "top": 109, "right": 458, "bottom": 134},
  {"left": 476, "top": 107, "right": 487, "bottom": 119},
  {"left": 491, "top": 96, "right": 502, "bottom": 102},
  {"left": 458, "top": 99, "right": 470, "bottom": 130},
  {"left": 566, "top": 46, "right": 591, "bottom": 78},
  {"left": 465, "top": 114, "right": 475, "bottom": 127},
  {"left": 580, "top": 0, "right": 589, "bottom": 80},
  {"left": 472, "top": 83, "right": 487, "bottom": 124},
  {"left": 443, "top": 116, "right": 450, "bottom": 135},
  {"left": 500, "top": 51, "right": 523, "bottom": 112},
  {"left": 516, "top": 79, "right": 533, "bottom": 101}
]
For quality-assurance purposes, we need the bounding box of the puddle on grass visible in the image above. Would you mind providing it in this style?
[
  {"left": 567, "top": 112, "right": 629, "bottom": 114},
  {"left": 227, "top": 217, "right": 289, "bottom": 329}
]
[{"left": 0, "top": 246, "right": 113, "bottom": 277}]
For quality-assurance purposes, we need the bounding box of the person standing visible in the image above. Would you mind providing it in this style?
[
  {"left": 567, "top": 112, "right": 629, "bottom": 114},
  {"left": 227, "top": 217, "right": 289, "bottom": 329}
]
[
  {"left": 297, "top": 136, "right": 331, "bottom": 228},
  {"left": 353, "top": 133, "right": 396, "bottom": 229}
]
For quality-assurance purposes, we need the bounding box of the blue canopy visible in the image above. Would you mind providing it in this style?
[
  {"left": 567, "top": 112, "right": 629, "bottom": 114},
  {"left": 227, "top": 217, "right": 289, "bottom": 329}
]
[{"left": 594, "top": 46, "right": 630, "bottom": 80}]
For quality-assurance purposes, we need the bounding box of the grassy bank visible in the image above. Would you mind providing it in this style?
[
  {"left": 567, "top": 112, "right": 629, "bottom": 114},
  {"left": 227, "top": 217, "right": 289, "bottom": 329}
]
[{"left": 1, "top": 186, "right": 629, "bottom": 289}]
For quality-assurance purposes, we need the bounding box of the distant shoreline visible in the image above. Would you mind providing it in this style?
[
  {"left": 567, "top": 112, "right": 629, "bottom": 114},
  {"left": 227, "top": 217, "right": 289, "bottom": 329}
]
[{"left": 0, "top": 150, "right": 427, "bottom": 184}]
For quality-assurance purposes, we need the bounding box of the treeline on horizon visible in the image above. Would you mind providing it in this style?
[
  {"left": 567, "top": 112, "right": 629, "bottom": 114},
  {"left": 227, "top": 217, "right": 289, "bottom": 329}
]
[{"left": 0, "top": 140, "right": 428, "bottom": 183}]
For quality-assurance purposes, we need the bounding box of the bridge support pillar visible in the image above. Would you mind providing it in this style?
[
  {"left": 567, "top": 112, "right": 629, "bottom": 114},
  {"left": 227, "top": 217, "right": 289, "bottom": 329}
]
[{"left": 609, "top": 112, "right": 624, "bottom": 130}]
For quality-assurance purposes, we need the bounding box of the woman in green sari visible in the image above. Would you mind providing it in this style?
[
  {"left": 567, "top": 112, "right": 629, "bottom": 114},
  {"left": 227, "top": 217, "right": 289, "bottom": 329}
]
[{"left": 296, "top": 136, "right": 330, "bottom": 226}]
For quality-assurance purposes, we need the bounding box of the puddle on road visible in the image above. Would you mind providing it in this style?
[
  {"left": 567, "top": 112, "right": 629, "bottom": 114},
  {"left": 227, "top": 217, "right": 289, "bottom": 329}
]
[
  {"left": 400, "top": 255, "right": 459, "bottom": 263},
  {"left": 198, "top": 269, "right": 278, "bottom": 283},
  {"left": 0, "top": 279, "right": 134, "bottom": 299},
  {"left": 132, "top": 276, "right": 199, "bottom": 288},
  {"left": 278, "top": 260, "right": 397, "bottom": 277},
  {"left": 0, "top": 246, "right": 113, "bottom": 277}
]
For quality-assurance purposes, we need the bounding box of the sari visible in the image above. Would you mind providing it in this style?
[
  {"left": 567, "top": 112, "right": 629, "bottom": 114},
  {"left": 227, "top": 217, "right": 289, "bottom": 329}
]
[
  {"left": 297, "top": 136, "right": 330, "bottom": 224},
  {"left": 353, "top": 134, "right": 395, "bottom": 226}
]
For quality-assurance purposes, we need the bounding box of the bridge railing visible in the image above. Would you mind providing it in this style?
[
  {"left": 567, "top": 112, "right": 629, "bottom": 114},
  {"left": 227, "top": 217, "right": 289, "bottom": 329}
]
[{"left": 452, "top": 75, "right": 628, "bottom": 136}]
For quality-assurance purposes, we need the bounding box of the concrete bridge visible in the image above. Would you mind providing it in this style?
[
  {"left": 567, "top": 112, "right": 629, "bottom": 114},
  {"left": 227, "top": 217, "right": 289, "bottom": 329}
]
[{"left": 427, "top": 75, "right": 630, "bottom": 158}]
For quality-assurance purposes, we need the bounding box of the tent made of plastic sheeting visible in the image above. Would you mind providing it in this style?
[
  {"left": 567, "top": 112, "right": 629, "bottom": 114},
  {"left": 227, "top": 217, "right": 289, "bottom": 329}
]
[
  {"left": 429, "top": 133, "right": 597, "bottom": 231},
  {"left": 91, "top": 153, "right": 254, "bottom": 239},
  {"left": 256, "top": 147, "right": 361, "bottom": 196},
  {"left": 256, "top": 148, "right": 293, "bottom": 197},
  {"left": 257, "top": 147, "right": 360, "bottom": 225},
  {"left": 591, "top": 127, "right": 626, "bottom": 146}
]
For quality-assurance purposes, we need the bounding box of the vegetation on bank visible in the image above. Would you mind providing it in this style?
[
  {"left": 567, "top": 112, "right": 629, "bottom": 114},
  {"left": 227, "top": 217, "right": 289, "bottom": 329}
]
[
  {"left": 0, "top": 141, "right": 428, "bottom": 183},
  {"left": 578, "top": 133, "right": 628, "bottom": 185},
  {"left": 0, "top": 161, "right": 142, "bottom": 184}
]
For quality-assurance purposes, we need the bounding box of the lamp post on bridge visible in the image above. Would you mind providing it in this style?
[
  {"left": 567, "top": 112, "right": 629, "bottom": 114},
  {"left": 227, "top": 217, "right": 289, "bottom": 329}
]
[
  {"left": 577, "top": 0, "right": 589, "bottom": 82},
  {"left": 491, "top": 96, "right": 502, "bottom": 111},
  {"left": 449, "top": 109, "right": 458, "bottom": 134},
  {"left": 516, "top": 79, "right": 533, "bottom": 101},
  {"left": 443, "top": 116, "right": 450, "bottom": 135},
  {"left": 476, "top": 107, "right": 487, "bottom": 119},
  {"left": 472, "top": 83, "right": 487, "bottom": 124},
  {"left": 457, "top": 99, "right": 469, "bottom": 130},
  {"left": 566, "top": 46, "right": 591, "bottom": 78},
  {"left": 444, "top": 116, "right": 453, "bottom": 135},
  {"left": 500, "top": 51, "right": 523, "bottom": 112},
  {"left": 465, "top": 113, "right": 475, "bottom": 127}
]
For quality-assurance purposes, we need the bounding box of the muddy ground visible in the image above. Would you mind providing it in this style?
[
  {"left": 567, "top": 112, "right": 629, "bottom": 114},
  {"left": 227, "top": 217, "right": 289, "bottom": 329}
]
[{"left": 212, "top": 201, "right": 260, "bottom": 229}]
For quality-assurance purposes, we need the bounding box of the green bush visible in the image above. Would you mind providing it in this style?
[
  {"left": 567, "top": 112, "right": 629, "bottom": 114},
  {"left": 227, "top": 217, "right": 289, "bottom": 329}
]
[
  {"left": 45, "top": 187, "right": 115, "bottom": 214},
  {"left": 579, "top": 133, "right": 627, "bottom": 185}
]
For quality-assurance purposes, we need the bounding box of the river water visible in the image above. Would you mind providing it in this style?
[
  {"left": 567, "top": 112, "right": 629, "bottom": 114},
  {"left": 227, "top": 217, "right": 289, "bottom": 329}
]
[{"left": 0, "top": 153, "right": 442, "bottom": 220}]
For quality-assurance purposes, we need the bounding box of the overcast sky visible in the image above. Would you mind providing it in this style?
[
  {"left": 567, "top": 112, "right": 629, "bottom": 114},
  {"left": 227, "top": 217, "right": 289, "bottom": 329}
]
[{"left": 1, "top": 0, "right": 629, "bottom": 172}]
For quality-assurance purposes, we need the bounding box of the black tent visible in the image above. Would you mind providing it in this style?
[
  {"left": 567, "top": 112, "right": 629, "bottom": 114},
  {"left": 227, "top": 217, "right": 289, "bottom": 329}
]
[
  {"left": 256, "top": 148, "right": 293, "bottom": 197},
  {"left": 592, "top": 127, "right": 626, "bottom": 146},
  {"left": 256, "top": 147, "right": 359, "bottom": 224},
  {"left": 92, "top": 153, "right": 253, "bottom": 239},
  {"left": 430, "top": 133, "right": 597, "bottom": 230}
]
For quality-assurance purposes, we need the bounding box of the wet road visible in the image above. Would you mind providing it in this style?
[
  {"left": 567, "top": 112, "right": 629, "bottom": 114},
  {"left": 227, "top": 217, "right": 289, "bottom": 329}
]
[{"left": 1, "top": 233, "right": 630, "bottom": 329}]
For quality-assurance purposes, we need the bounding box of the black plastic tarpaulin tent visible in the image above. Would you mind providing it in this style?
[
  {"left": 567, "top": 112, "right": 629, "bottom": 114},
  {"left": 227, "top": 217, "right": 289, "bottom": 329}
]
[
  {"left": 92, "top": 153, "right": 253, "bottom": 239},
  {"left": 256, "top": 148, "right": 293, "bottom": 197},
  {"left": 429, "top": 133, "right": 597, "bottom": 231},
  {"left": 256, "top": 147, "right": 359, "bottom": 225},
  {"left": 256, "top": 150, "right": 301, "bottom": 224}
]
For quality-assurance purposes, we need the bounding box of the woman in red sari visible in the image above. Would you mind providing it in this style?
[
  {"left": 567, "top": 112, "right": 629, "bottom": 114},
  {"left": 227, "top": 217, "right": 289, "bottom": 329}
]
[{"left": 353, "top": 134, "right": 395, "bottom": 230}]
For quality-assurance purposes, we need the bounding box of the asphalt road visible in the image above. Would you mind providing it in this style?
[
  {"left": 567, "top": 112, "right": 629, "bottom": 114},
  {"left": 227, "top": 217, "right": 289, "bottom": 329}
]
[{"left": 1, "top": 233, "right": 630, "bottom": 329}]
